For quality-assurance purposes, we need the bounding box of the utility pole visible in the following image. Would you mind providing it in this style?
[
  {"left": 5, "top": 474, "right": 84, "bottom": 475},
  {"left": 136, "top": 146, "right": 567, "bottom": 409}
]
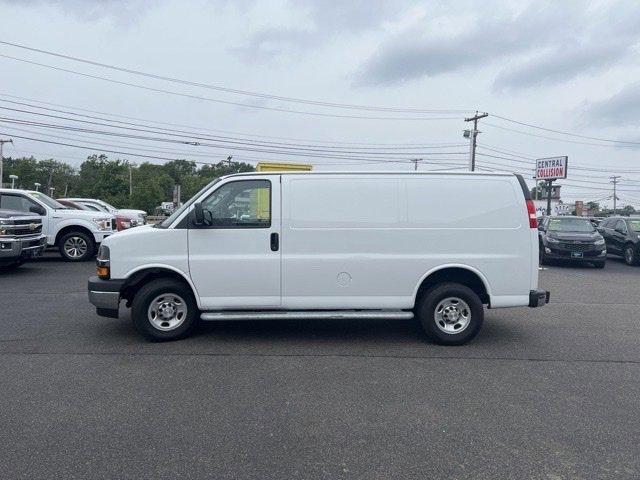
[
  {"left": 546, "top": 179, "right": 553, "bottom": 216},
  {"left": 0, "top": 138, "right": 14, "bottom": 188},
  {"left": 129, "top": 165, "right": 133, "bottom": 197},
  {"left": 610, "top": 176, "right": 621, "bottom": 215},
  {"left": 411, "top": 158, "right": 421, "bottom": 171},
  {"left": 226, "top": 155, "right": 233, "bottom": 168},
  {"left": 464, "top": 111, "right": 488, "bottom": 171}
]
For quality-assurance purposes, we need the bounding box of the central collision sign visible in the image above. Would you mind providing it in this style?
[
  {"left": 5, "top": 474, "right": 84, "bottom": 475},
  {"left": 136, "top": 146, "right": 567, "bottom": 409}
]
[{"left": 536, "top": 156, "right": 568, "bottom": 180}]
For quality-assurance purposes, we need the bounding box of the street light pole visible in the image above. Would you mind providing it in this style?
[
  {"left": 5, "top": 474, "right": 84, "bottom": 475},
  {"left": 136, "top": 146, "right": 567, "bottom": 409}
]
[
  {"left": 0, "top": 138, "right": 14, "bottom": 188},
  {"left": 9, "top": 174, "right": 18, "bottom": 189}
]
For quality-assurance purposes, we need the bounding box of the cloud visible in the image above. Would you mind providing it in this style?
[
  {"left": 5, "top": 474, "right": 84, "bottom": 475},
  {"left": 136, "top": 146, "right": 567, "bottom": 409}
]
[
  {"left": 237, "top": 0, "right": 413, "bottom": 61},
  {"left": 355, "top": 1, "right": 640, "bottom": 89},
  {"left": 0, "top": 0, "right": 161, "bottom": 23},
  {"left": 355, "top": 2, "right": 572, "bottom": 86},
  {"left": 494, "top": 42, "right": 628, "bottom": 90},
  {"left": 583, "top": 82, "right": 640, "bottom": 127}
]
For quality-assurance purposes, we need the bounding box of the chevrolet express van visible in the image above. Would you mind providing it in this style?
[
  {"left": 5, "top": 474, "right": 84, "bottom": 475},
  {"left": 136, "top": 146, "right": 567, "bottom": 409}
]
[{"left": 88, "top": 172, "right": 548, "bottom": 345}]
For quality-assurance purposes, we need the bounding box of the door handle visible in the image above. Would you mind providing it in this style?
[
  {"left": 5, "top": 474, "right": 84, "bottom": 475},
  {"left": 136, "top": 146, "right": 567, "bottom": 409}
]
[{"left": 270, "top": 232, "right": 279, "bottom": 252}]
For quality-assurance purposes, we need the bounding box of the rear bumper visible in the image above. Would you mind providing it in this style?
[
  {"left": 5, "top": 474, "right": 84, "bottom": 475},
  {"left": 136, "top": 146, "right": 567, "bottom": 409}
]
[
  {"left": 529, "top": 289, "right": 550, "bottom": 308},
  {"left": 88, "top": 276, "right": 125, "bottom": 318}
]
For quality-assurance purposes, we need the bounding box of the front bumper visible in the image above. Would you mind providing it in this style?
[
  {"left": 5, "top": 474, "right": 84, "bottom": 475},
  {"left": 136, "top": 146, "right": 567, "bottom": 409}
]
[
  {"left": 529, "top": 289, "right": 550, "bottom": 308},
  {"left": 543, "top": 243, "right": 606, "bottom": 261},
  {"left": 88, "top": 276, "right": 125, "bottom": 318},
  {"left": 0, "top": 235, "right": 47, "bottom": 260}
]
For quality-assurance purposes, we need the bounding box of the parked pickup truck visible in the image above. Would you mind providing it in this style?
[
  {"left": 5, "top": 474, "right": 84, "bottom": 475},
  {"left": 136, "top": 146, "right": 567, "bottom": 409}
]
[
  {"left": 0, "top": 189, "right": 116, "bottom": 262},
  {"left": 0, "top": 209, "right": 47, "bottom": 269}
]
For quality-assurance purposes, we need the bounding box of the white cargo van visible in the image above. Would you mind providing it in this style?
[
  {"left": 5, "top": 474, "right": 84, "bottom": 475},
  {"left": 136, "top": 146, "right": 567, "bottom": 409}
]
[{"left": 88, "top": 172, "right": 548, "bottom": 345}]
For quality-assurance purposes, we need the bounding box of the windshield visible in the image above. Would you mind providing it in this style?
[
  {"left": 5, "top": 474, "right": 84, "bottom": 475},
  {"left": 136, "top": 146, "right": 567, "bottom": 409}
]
[
  {"left": 98, "top": 200, "right": 117, "bottom": 211},
  {"left": 30, "top": 191, "right": 67, "bottom": 209},
  {"left": 629, "top": 220, "right": 640, "bottom": 232},
  {"left": 156, "top": 178, "right": 220, "bottom": 228},
  {"left": 547, "top": 217, "right": 595, "bottom": 233},
  {"left": 82, "top": 202, "right": 109, "bottom": 213}
]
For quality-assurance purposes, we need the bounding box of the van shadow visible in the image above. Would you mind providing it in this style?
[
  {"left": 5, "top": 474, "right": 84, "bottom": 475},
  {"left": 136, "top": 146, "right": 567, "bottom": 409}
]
[{"left": 109, "top": 310, "right": 520, "bottom": 348}]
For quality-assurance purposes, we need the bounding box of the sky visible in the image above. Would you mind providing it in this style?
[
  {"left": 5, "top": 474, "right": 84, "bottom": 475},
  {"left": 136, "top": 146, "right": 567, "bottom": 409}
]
[{"left": 1, "top": 0, "right": 640, "bottom": 208}]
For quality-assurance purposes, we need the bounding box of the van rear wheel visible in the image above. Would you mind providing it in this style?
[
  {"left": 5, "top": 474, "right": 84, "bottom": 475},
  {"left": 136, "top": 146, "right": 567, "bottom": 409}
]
[
  {"left": 417, "top": 283, "right": 484, "bottom": 346},
  {"left": 131, "top": 278, "right": 199, "bottom": 341}
]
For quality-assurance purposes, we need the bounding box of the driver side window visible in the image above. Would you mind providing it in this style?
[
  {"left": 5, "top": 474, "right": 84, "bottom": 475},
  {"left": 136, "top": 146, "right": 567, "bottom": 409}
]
[{"left": 200, "top": 180, "right": 271, "bottom": 228}]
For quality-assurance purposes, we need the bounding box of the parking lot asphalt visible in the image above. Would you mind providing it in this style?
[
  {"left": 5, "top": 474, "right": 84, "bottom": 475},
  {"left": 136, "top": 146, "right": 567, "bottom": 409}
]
[{"left": 1, "top": 254, "right": 639, "bottom": 479}]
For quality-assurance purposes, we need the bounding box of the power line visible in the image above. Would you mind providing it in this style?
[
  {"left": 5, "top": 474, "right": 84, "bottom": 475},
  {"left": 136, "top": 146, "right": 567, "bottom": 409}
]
[
  {"left": 0, "top": 54, "right": 463, "bottom": 122},
  {"left": 0, "top": 40, "right": 474, "bottom": 115},
  {"left": 491, "top": 114, "right": 640, "bottom": 145},
  {"left": 0, "top": 92, "right": 466, "bottom": 147},
  {"left": 483, "top": 122, "right": 640, "bottom": 148},
  {"left": 0, "top": 99, "right": 468, "bottom": 152}
]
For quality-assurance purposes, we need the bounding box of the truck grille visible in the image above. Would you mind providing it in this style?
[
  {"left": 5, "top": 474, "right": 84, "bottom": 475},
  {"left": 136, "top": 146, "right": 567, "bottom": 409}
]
[
  {"left": 1, "top": 219, "right": 42, "bottom": 237},
  {"left": 557, "top": 241, "right": 597, "bottom": 251}
]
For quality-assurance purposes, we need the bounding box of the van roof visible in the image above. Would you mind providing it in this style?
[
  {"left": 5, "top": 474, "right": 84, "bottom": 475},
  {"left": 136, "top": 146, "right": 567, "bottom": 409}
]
[{"left": 221, "top": 170, "right": 515, "bottom": 179}]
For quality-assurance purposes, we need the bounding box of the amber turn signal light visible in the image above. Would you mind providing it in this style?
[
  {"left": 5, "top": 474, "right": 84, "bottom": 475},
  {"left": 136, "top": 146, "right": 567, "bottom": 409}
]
[{"left": 97, "top": 266, "right": 110, "bottom": 279}]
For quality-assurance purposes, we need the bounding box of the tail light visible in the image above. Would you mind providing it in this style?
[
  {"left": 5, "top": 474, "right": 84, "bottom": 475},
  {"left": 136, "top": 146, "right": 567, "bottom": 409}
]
[{"left": 526, "top": 199, "right": 537, "bottom": 228}]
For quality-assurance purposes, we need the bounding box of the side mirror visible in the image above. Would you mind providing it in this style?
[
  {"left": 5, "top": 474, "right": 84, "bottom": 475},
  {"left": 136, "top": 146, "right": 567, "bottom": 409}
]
[
  {"left": 30, "top": 205, "right": 46, "bottom": 216},
  {"left": 193, "top": 202, "right": 204, "bottom": 225}
]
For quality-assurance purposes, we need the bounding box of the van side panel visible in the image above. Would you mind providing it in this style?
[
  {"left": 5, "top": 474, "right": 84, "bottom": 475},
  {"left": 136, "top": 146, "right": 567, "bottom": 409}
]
[{"left": 280, "top": 174, "right": 532, "bottom": 309}]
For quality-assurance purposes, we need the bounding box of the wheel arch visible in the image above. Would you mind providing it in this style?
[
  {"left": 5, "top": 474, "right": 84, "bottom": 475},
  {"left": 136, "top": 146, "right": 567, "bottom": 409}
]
[
  {"left": 54, "top": 224, "right": 96, "bottom": 246},
  {"left": 121, "top": 265, "right": 200, "bottom": 308},
  {"left": 413, "top": 265, "right": 491, "bottom": 308}
]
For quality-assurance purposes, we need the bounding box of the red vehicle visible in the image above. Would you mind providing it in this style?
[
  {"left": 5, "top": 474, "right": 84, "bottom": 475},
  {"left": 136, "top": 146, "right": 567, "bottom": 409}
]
[{"left": 56, "top": 199, "right": 132, "bottom": 231}]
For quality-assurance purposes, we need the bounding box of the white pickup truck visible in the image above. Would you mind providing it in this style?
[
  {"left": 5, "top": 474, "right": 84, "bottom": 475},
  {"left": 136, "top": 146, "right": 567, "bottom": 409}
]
[{"left": 0, "top": 189, "right": 116, "bottom": 261}]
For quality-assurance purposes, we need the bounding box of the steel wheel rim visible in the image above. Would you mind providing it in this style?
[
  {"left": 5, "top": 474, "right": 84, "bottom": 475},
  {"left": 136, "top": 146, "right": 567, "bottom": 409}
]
[
  {"left": 147, "top": 293, "right": 188, "bottom": 331},
  {"left": 625, "top": 247, "right": 634, "bottom": 264},
  {"left": 64, "top": 236, "right": 88, "bottom": 258},
  {"left": 434, "top": 297, "right": 471, "bottom": 334}
]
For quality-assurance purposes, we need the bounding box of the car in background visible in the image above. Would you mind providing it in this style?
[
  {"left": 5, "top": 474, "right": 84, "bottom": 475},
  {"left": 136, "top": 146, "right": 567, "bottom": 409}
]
[
  {"left": 0, "top": 189, "right": 115, "bottom": 261},
  {"left": 57, "top": 199, "right": 133, "bottom": 231},
  {"left": 598, "top": 217, "right": 640, "bottom": 265},
  {"left": 61, "top": 198, "right": 147, "bottom": 228},
  {"left": 0, "top": 209, "right": 47, "bottom": 269},
  {"left": 538, "top": 216, "right": 606, "bottom": 268}
]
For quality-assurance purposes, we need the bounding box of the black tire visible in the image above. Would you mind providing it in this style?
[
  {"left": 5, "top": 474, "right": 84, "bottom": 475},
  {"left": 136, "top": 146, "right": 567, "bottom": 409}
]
[
  {"left": 131, "top": 278, "right": 199, "bottom": 341},
  {"left": 58, "top": 231, "right": 95, "bottom": 262},
  {"left": 593, "top": 260, "right": 605, "bottom": 269},
  {"left": 623, "top": 244, "right": 637, "bottom": 266},
  {"left": 416, "top": 282, "right": 484, "bottom": 346}
]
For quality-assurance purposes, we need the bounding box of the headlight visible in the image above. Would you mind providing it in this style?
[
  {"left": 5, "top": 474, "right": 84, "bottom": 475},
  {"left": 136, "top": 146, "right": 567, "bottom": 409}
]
[
  {"left": 595, "top": 238, "right": 605, "bottom": 246},
  {"left": 92, "top": 218, "right": 111, "bottom": 231},
  {"left": 546, "top": 236, "right": 560, "bottom": 243}
]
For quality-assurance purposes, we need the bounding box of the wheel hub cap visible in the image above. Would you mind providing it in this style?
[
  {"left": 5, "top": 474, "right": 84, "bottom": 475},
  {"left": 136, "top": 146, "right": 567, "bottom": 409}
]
[
  {"left": 434, "top": 297, "right": 471, "bottom": 334},
  {"left": 64, "top": 236, "right": 87, "bottom": 258},
  {"left": 148, "top": 294, "right": 187, "bottom": 331}
]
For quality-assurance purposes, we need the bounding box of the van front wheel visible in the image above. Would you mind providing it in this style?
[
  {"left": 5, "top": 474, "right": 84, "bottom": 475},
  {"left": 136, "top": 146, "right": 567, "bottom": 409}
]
[
  {"left": 131, "top": 278, "right": 199, "bottom": 341},
  {"left": 417, "top": 283, "right": 484, "bottom": 345}
]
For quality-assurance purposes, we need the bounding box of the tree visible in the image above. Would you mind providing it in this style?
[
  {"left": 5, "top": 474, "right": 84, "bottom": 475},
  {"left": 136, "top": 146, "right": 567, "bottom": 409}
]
[{"left": 587, "top": 202, "right": 600, "bottom": 213}]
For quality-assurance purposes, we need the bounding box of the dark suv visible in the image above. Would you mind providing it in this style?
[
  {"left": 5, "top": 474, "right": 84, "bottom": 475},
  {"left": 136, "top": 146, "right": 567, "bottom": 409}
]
[
  {"left": 538, "top": 216, "right": 607, "bottom": 268},
  {"left": 598, "top": 217, "right": 640, "bottom": 265}
]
